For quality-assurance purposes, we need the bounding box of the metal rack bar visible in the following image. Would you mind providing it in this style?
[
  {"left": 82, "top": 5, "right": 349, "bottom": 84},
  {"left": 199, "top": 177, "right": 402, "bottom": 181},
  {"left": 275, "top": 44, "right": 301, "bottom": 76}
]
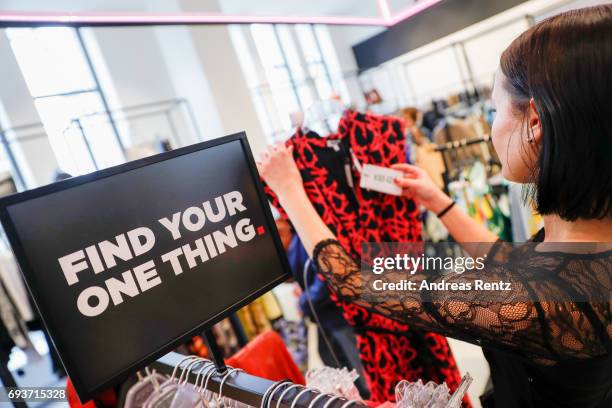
[
  {"left": 434, "top": 134, "right": 492, "bottom": 152},
  {"left": 150, "top": 352, "right": 367, "bottom": 408}
]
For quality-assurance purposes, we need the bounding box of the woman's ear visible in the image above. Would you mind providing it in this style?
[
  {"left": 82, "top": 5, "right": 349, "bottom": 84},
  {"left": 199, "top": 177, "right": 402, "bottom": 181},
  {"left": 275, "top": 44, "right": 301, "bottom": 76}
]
[{"left": 528, "top": 98, "right": 542, "bottom": 145}]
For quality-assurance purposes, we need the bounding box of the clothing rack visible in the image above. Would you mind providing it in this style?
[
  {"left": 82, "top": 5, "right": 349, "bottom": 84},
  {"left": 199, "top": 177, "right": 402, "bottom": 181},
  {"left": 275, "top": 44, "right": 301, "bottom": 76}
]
[
  {"left": 433, "top": 134, "right": 496, "bottom": 193},
  {"left": 433, "top": 134, "right": 492, "bottom": 153},
  {"left": 150, "top": 350, "right": 367, "bottom": 408}
]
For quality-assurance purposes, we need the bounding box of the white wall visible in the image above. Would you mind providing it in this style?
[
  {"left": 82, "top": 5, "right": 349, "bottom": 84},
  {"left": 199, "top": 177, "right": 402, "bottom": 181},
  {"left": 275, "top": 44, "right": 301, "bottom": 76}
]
[
  {"left": 536, "top": 0, "right": 611, "bottom": 20},
  {"left": 345, "top": 0, "right": 588, "bottom": 110},
  {"left": 327, "top": 25, "right": 385, "bottom": 109},
  {"left": 0, "top": 31, "right": 59, "bottom": 188},
  {"left": 151, "top": 0, "right": 267, "bottom": 155},
  {"left": 84, "top": 26, "right": 194, "bottom": 149},
  {"left": 153, "top": 25, "right": 224, "bottom": 143}
]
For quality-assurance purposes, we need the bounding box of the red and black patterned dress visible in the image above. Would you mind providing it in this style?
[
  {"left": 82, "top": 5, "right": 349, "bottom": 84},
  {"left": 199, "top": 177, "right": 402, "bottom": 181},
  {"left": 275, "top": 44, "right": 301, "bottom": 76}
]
[{"left": 265, "top": 110, "right": 468, "bottom": 404}]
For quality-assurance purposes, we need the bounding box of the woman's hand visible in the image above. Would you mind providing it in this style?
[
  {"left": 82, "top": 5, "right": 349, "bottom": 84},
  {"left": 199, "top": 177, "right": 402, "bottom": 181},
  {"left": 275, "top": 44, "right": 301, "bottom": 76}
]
[
  {"left": 391, "top": 163, "right": 452, "bottom": 214},
  {"left": 258, "top": 143, "right": 335, "bottom": 256},
  {"left": 257, "top": 143, "right": 303, "bottom": 200}
]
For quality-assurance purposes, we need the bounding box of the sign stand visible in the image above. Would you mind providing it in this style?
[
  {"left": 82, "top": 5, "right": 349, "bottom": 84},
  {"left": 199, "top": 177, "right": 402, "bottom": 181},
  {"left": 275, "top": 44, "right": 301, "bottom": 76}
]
[
  {"left": 228, "top": 313, "right": 248, "bottom": 348},
  {"left": 202, "top": 329, "right": 227, "bottom": 373}
]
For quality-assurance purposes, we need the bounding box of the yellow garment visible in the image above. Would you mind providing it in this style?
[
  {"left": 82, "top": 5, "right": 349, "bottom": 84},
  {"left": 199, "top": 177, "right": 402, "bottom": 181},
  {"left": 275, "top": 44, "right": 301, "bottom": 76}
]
[
  {"left": 416, "top": 143, "right": 446, "bottom": 189},
  {"left": 249, "top": 298, "right": 272, "bottom": 334},
  {"left": 236, "top": 307, "right": 256, "bottom": 339},
  {"left": 259, "top": 292, "right": 282, "bottom": 321}
]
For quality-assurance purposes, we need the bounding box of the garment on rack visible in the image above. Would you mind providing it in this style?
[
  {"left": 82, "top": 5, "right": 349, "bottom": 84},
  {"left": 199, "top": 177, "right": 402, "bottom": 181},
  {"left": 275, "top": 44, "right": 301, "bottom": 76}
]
[
  {"left": 67, "top": 377, "right": 117, "bottom": 408},
  {"left": 271, "top": 318, "right": 308, "bottom": 372},
  {"left": 0, "top": 251, "right": 34, "bottom": 322},
  {"left": 0, "top": 250, "right": 35, "bottom": 352},
  {"left": 259, "top": 292, "right": 283, "bottom": 321},
  {"left": 415, "top": 143, "right": 445, "bottom": 189},
  {"left": 0, "top": 278, "right": 30, "bottom": 349},
  {"left": 226, "top": 330, "right": 305, "bottom": 385},
  {"left": 236, "top": 293, "right": 282, "bottom": 340},
  {"left": 187, "top": 318, "right": 239, "bottom": 358},
  {"left": 508, "top": 183, "right": 543, "bottom": 243},
  {"left": 448, "top": 163, "right": 512, "bottom": 242},
  {"left": 265, "top": 110, "right": 464, "bottom": 403},
  {"left": 433, "top": 116, "right": 495, "bottom": 180},
  {"left": 287, "top": 235, "right": 368, "bottom": 396},
  {"left": 272, "top": 282, "right": 308, "bottom": 371}
]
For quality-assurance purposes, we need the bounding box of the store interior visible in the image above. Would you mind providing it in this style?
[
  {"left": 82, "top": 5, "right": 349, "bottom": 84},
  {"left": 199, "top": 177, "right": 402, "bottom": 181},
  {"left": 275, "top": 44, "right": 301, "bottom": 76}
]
[{"left": 0, "top": 0, "right": 608, "bottom": 407}]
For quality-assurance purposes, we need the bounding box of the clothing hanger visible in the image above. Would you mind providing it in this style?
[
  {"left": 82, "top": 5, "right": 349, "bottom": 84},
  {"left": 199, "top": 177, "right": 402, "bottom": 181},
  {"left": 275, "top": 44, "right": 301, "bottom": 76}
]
[
  {"left": 145, "top": 357, "right": 208, "bottom": 408},
  {"left": 289, "top": 388, "right": 314, "bottom": 408},
  {"left": 260, "top": 381, "right": 291, "bottom": 408},
  {"left": 275, "top": 384, "right": 303, "bottom": 408},
  {"left": 193, "top": 362, "right": 215, "bottom": 392},
  {"left": 177, "top": 358, "right": 206, "bottom": 386},
  {"left": 321, "top": 396, "right": 340, "bottom": 408},
  {"left": 142, "top": 360, "right": 187, "bottom": 408},
  {"left": 338, "top": 401, "right": 358, "bottom": 408},
  {"left": 146, "top": 367, "right": 162, "bottom": 390},
  {"left": 172, "top": 356, "right": 201, "bottom": 381},
  {"left": 169, "top": 358, "right": 211, "bottom": 408},
  {"left": 304, "top": 392, "right": 328, "bottom": 408},
  {"left": 215, "top": 367, "right": 244, "bottom": 408},
  {"left": 266, "top": 382, "right": 293, "bottom": 408},
  {"left": 196, "top": 363, "right": 219, "bottom": 408},
  {"left": 125, "top": 368, "right": 167, "bottom": 408},
  {"left": 191, "top": 361, "right": 216, "bottom": 408}
]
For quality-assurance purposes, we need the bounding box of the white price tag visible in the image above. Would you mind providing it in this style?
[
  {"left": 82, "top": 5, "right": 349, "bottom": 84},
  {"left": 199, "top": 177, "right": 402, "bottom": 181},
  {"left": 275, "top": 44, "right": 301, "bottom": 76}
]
[{"left": 359, "top": 164, "right": 403, "bottom": 196}]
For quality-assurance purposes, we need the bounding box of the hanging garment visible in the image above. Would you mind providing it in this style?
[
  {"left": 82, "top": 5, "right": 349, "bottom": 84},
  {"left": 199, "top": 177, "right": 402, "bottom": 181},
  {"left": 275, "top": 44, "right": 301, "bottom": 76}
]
[
  {"left": 226, "top": 330, "right": 305, "bottom": 385},
  {"left": 287, "top": 234, "right": 368, "bottom": 396},
  {"left": 259, "top": 292, "right": 283, "bottom": 321},
  {"left": 67, "top": 377, "right": 117, "bottom": 408},
  {"left": 272, "top": 282, "right": 309, "bottom": 370},
  {"left": 236, "top": 297, "right": 274, "bottom": 340},
  {"left": 264, "top": 110, "right": 465, "bottom": 403},
  {"left": 415, "top": 143, "right": 446, "bottom": 189},
  {"left": 0, "top": 251, "right": 34, "bottom": 322}
]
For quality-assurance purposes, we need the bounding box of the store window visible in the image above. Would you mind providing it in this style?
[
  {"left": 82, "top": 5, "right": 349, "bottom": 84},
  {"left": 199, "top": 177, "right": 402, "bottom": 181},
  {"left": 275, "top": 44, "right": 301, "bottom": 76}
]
[
  {"left": 6, "top": 27, "right": 124, "bottom": 176},
  {"left": 231, "top": 24, "right": 349, "bottom": 143},
  {"left": 251, "top": 24, "right": 304, "bottom": 123},
  {"left": 295, "top": 24, "right": 334, "bottom": 101}
]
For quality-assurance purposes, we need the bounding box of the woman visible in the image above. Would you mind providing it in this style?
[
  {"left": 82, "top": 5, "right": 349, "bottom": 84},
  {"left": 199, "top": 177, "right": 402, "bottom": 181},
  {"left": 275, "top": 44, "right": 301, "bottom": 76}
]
[
  {"left": 258, "top": 5, "right": 611, "bottom": 408},
  {"left": 399, "top": 107, "right": 429, "bottom": 146}
]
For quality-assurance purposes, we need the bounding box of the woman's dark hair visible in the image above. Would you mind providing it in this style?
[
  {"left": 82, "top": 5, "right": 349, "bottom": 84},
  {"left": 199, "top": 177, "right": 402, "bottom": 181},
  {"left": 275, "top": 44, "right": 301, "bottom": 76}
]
[{"left": 500, "top": 4, "right": 611, "bottom": 221}]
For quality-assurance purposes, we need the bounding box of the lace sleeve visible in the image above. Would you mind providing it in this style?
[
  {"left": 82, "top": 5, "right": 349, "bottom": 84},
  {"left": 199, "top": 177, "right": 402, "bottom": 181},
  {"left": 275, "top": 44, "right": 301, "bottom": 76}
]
[{"left": 313, "top": 239, "right": 612, "bottom": 364}]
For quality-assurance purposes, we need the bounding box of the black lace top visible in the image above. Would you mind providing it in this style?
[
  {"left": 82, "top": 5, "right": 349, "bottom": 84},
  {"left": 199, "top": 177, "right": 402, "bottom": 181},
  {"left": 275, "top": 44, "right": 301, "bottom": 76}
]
[{"left": 313, "top": 239, "right": 612, "bottom": 407}]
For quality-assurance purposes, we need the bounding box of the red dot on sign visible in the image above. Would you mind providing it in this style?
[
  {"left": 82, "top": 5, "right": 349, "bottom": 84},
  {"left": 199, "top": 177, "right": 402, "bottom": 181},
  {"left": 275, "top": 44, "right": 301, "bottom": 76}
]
[{"left": 257, "top": 226, "right": 265, "bottom": 235}]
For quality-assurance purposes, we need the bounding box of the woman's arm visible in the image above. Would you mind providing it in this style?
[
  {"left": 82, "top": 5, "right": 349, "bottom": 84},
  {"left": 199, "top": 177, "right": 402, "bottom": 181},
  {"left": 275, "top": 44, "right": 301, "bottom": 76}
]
[
  {"left": 391, "top": 163, "right": 498, "bottom": 244},
  {"left": 257, "top": 144, "right": 607, "bottom": 363},
  {"left": 257, "top": 143, "right": 336, "bottom": 258},
  {"left": 259, "top": 145, "right": 498, "bottom": 255},
  {"left": 276, "top": 183, "right": 335, "bottom": 258}
]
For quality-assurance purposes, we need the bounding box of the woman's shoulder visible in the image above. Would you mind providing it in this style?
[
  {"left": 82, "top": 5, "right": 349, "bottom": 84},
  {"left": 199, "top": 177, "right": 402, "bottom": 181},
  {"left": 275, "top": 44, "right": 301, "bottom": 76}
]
[{"left": 484, "top": 237, "right": 611, "bottom": 306}]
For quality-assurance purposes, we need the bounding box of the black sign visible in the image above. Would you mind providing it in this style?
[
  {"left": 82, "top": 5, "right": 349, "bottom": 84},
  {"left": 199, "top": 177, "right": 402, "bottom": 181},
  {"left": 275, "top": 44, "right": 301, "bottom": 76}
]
[{"left": 0, "top": 133, "right": 290, "bottom": 401}]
